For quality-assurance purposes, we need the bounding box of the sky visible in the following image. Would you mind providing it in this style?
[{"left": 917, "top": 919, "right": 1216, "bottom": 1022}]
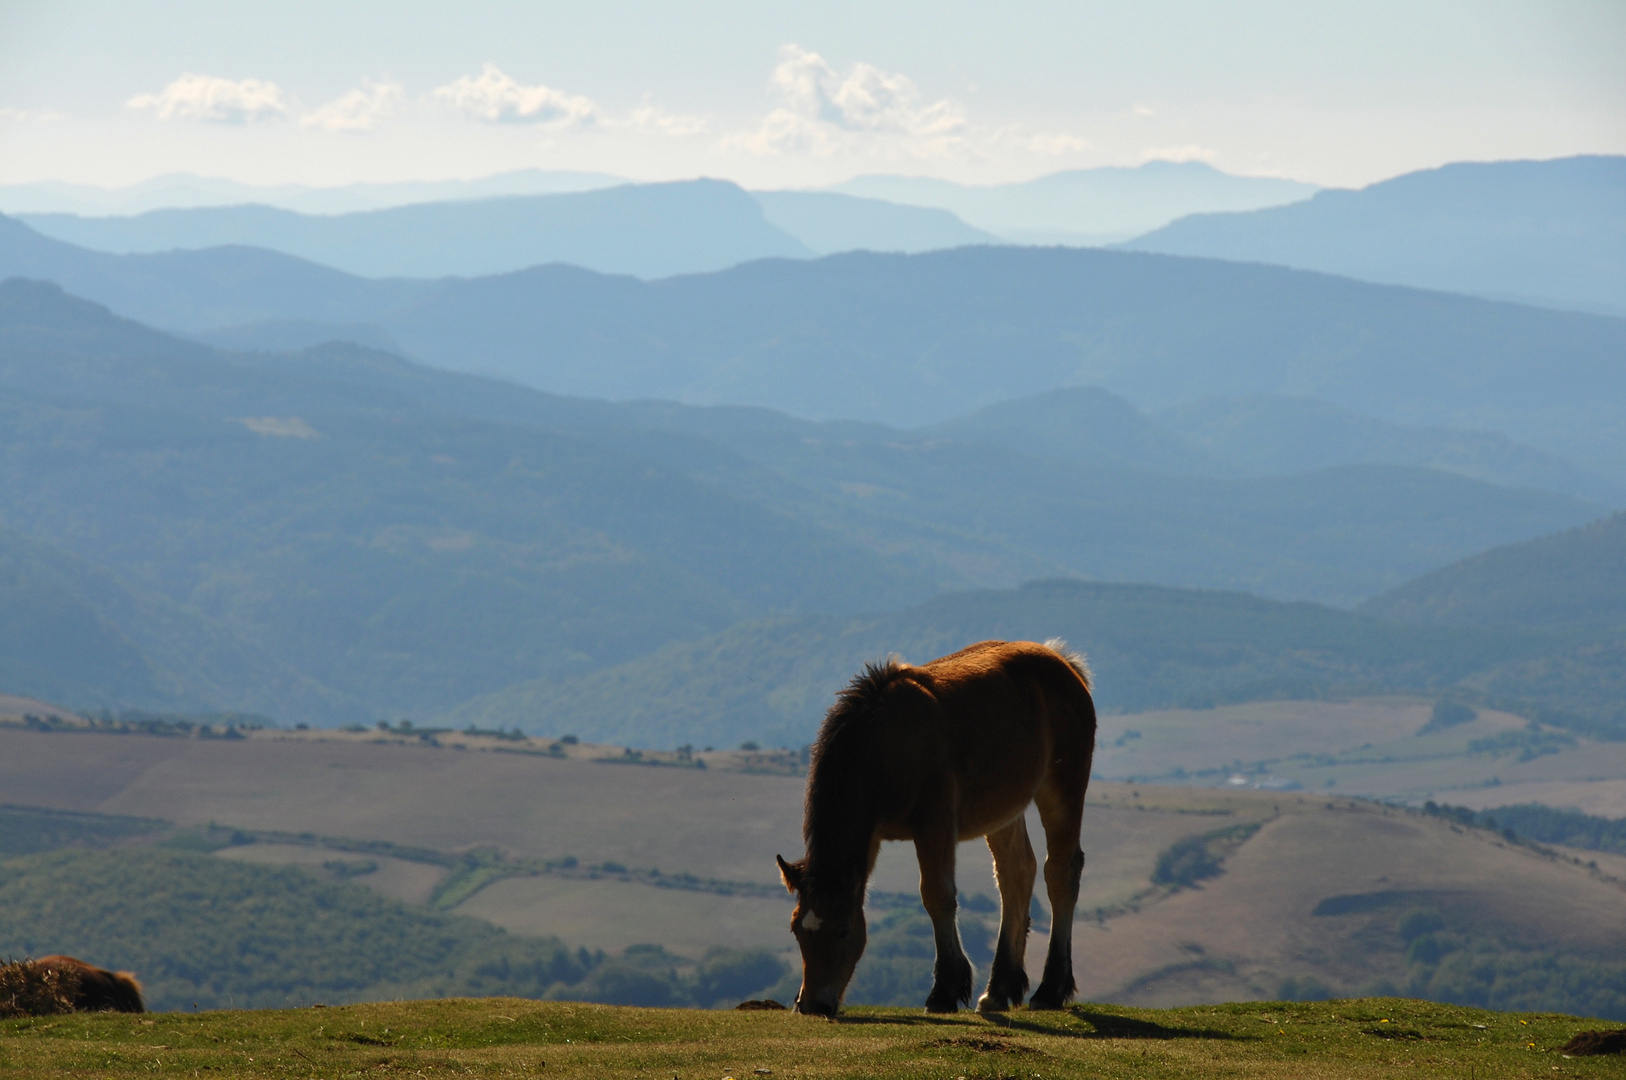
[{"left": 1, "top": 0, "right": 1623, "bottom": 192}]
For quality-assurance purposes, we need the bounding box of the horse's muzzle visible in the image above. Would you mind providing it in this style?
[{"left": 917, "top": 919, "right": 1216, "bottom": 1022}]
[{"left": 794, "top": 995, "right": 837, "bottom": 1018}]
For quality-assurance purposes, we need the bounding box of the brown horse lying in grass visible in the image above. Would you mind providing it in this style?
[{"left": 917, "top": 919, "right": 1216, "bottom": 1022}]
[
  {"left": 34, "top": 956, "right": 145, "bottom": 1013},
  {"left": 777, "top": 638, "right": 1096, "bottom": 1016}
]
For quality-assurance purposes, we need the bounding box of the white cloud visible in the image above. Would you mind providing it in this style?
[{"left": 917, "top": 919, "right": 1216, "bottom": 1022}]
[
  {"left": 1141, "top": 144, "right": 1220, "bottom": 163},
  {"left": 0, "top": 106, "right": 67, "bottom": 122},
  {"left": 1025, "top": 132, "right": 1090, "bottom": 155},
  {"left": 300, "top": 79, "right": 404, "bottom": 133},
  {"left": 432, "top": 63, "right": 596, "bottom": 127},
  {"left": 734, "top": 45, "right": 969, "bottom": 157},
  {"left": 627, "top": 103, "right": 708, "bottom": 137},
  {"left": 126, "top": 73, "right": 290, "bottom": 123}
]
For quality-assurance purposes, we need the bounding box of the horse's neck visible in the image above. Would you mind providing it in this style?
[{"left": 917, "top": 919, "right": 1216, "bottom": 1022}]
[
  {"left": 804, "top": 724, "right": 881, "bottom": 906},
  {"left": 806, "top": 797, "right": 878, "bottom": 907}
]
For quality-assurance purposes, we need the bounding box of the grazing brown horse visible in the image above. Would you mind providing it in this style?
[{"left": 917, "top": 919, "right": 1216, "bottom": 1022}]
[
  {"left": 776, "top": 638, "right": 1096, "bottom": 1016},
  {"left": 34, "top": 956, "right": 145, "bottom": 1013}
]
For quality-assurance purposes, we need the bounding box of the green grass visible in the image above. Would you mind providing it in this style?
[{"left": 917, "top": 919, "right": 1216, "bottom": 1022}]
[{"left": 0, "top": 997, "right": 1616, "bottom": 1078}]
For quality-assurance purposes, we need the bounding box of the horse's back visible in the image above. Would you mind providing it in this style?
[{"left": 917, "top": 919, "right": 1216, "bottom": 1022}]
[
  {"left": 916, "top": 639, "right": 1095, "bottom": 738},
  {"left": 34, "top": 955, "right": 145, "bottom": 1013},
  {"left": 902, "top": 640, "right": 1096, "bottom": 835}
]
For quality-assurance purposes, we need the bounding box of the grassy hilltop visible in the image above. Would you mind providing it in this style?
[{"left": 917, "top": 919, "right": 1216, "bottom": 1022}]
[{"left": 1, "top": 997, "right": 1617, "bottom": 1079}]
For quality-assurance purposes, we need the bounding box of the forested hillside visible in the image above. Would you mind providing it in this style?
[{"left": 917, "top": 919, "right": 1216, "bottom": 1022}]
[
  {"left": 0, "top": 279, "right": 1605, "bottom": 722},
  {"left": 1124, "top": 156, "right": 1626, "bottom": 317},
  {"left": 447, "top": 578, "right": 1616, "bottom": 749},
  {"left": 4, "top": 221, "right": 1624, "bottom": 479},
  {"left": 1363, "top": 512, "right": 1626, "bottom": 629}
]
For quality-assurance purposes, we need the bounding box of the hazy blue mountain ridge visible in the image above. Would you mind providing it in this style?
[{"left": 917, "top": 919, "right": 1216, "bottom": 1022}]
[
  {"left": 18, "top": 180, "right": 815, "bottom": 280},
  {"left": 600, "top": 396, "right": 1602, "bottom": 605},
  {"left": 5, "top": 218, "right": 1623, "bottom": 484},
  {"left": 829, "top": 160, "right": 1318, "bottom": 242},
  {"left": 0, "top": 213, "right": 428, "bottom": 330},
  {"left": 15, "top": 181, "right": 997, "bottom": 280},
  {"left": 1123, "top": 156, "right": 1626, "bottom": 317},
  {"left": 0, "top": 520, "right": 350, "bottom": 718},
  {"left": 751, "top": 190, "right": 995, "bottom": 253},
  {"left": 445, "top": 578, "right": 1592, "bottom": 749},
  {"left": 917, "top": 386, "right": 1227, "bottom": 476},
  {"left": 0, "top": 278, "right": 1610, "bottom": 723},
  {"left": 0, "top": 281, "right": 950, "bottom": 717},
  {"left": 1362, "top": 511, "right": 1626, "bottom": 630},
  {"left": 374, "top": 248, "right": 1626, "bottom": 479},
  {"left": 1157, "top": 394, "right": 1622, "bottom": 504}
]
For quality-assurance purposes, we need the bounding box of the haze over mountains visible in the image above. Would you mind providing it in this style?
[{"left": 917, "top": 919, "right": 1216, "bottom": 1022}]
[
  {"left": 0, "top": 169, "right": 625, "bottom": 217},
  {"left": 1, "top": 160, "right": 1312, "bottom": 244},
  {"left": 830, "top": 160, "right": 1317, "bottom": 243},
  {"left": 0, "top": 151, "right": 1621, "bottom": 750},
  {"left": 17, "top": 180, "right": 995, "bottom": 279},
  {"left": 0, "top": 278, "right": 1612, "bottom": 731},
  {"left": 1125, "top": 156, "right": 1626, "bottom": 317},
  {"left": 4, "top": 213, "right": 1625, "bottom": 482}
]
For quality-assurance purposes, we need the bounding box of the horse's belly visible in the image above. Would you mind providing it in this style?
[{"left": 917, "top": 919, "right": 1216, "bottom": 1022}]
[{"left": 954, "top": 766, "right": 1047, "bottom": 839}]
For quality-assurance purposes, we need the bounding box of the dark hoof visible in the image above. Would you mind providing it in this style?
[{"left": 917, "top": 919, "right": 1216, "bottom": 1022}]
[
  {"left": 925, "top": 957, "right": 974, "bottom": 1014},
  {"left": 1027, "top": 986, "right": 1071, "bottom": 1010},
  {"left": 975, "top": 991, "right": 1015, "bottom": 1013}
]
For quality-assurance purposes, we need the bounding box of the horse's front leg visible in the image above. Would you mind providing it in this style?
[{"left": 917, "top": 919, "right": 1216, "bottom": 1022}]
[{"left": 914, "top": 828, "right": 973, "bottom": 1013}]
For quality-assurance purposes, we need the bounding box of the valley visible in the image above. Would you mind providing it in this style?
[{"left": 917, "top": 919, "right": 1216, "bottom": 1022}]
[{"left": 3, "top": 714, "right": 1623, "bottom": 1012}]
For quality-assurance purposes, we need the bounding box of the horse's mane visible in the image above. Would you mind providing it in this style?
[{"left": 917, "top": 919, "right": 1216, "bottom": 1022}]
[{"left": 800, "top": 656, "right": 911, "bottom": 906}]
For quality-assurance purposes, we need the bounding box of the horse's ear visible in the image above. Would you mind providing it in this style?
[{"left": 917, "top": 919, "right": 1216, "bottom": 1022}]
[{"left": 776, "top": 854, "right": 804, "bottom": 894}]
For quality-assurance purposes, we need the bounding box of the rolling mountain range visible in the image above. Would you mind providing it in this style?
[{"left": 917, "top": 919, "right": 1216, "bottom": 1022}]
[
  {"left": 445, "top": 578, "right": 1563, "bottom": 749},
  {"left": 830, "top": 160, "right": 1318, "bottom": 243},
  {"left": 1361, "top": 511, "right": 1626, "bottom": 630},
  {"left": 1, "top": 161, "right": 1309, "bottom": 243},
  {"left": 1124, "top": 156, "right": 1626, "bottom": 318},
  {"left": 3, "top": 216, "right": 1624, "bottom": 481},
  {"left": 16, "top": 180, "right": 994, "bottom": 280},
  {"left": 1154, "top": 395, "right": 1620, "bottom": 504},
  {"left": 0, "top": 278, "right": 1611, "bottom": 727}
]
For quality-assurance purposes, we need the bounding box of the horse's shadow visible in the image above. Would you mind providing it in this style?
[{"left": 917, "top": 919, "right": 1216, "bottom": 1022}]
[
  {"left": 984, "top": 1007, "right": 1240, "bottom": 1042},
  {"left": 836, "top": 1013, "right": 980, "bottom": 1028},
  {"left": 832, "top": 1007, "right": 1239, "bottom": 1041}
]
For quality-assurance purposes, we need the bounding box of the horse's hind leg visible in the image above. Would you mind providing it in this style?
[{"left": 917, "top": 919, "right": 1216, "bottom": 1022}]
[
  {"left": 976, "top": 816, "right": 1036, "bottom": 1012},
  {"left": 914, "top": 827, "right": 974, "bottom": 1013},
  {"left": 1029, "top": 766, "right": 1088, "bottom": 1009}
]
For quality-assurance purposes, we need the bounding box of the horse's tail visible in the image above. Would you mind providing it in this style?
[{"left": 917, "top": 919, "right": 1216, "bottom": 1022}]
[{"left": 1043, "top": 638, "right": 1092, "bottom": 691}]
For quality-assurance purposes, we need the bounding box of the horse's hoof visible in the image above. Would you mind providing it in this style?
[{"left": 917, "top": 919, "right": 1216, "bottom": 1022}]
[
  {"left": 1027, "top": 988, "right": 1068, "bottom": 1010},
  {"left": 975, "top": 993, "right": 1013, "bottom": 1013},
  {"left": 924, "top": 993, "right": 962, "bottom": 1014}
]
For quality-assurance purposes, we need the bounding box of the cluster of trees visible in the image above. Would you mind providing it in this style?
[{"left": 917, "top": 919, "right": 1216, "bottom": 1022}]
[
  {"left": 1423, "top": 801, "right": 1626, "bottom": 855},
  {"left": 1377, "top": 905, "right": 1626, "bottom": 1020},
  {"left": 0, "top": 847, "right": 790, "bottom": 1012}
]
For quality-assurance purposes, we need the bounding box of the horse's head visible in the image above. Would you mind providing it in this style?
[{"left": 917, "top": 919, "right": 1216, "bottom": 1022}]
[{"left": 776, "top": 853, "right": 866, "bottom": 1017}]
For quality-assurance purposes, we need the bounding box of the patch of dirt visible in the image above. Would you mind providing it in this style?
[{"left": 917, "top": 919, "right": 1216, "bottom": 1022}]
[
  {"left": 929, "top": 1035, "right": 1043, "bottom": 1055},
  {"left": 336, "top": 1032, "right": 395, "bottom": 1046},
  {"left": 735, "top": 999, "right": 786, "bottom": 1011},
  {"left": 1561, "top": 1029, "right": 1626, "bottom": 1055}
]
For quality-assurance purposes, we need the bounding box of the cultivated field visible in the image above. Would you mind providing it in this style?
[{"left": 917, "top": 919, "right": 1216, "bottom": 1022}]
[
  {"left": 0, "top": 998, "right": 1617, "bottom": 1079},
  {"left": 3, "top": 716, "right": 1623, "bottom": 1007},
  {"left": 1092, "top": 697, "right": 1626, "bottom": 812}
]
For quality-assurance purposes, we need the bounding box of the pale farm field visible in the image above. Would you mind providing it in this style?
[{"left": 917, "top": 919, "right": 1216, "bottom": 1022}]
[{"left": 3, "top": 712, "right": 1625, "bottom": 1005}]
